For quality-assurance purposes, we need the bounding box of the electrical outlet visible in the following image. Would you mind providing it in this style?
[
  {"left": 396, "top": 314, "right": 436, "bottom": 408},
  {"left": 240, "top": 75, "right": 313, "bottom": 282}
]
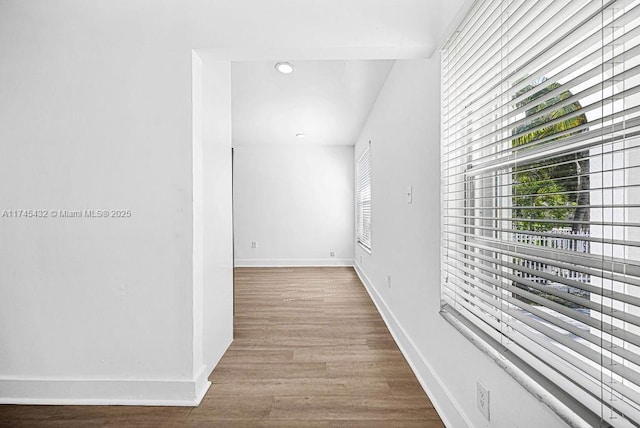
[
  {"left": 251, "top": 241, "right": 257, "bottom": 249},
  {"left": 477, "top": 380, "right": 490, "bottom": 421},
  {"left": 386, "top": 275, "right": 392, "bottom": 288},
  {"left": 330, "top": 251, "right": 335, "bottom": 257}
]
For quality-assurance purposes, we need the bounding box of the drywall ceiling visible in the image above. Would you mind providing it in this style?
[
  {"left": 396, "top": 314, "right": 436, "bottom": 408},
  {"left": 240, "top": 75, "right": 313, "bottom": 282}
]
[
  {"left": 0, "top": 0, "right": 468, "bottom": 56},
  {"left": 231, "top": 60, "right": 394, "bottom": 146},
  {"left": 189, "top": 0, "right": 468, "bottom": 57}
]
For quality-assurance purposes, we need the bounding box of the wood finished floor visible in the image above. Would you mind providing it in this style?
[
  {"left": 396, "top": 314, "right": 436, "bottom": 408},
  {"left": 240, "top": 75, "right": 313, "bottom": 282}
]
[{"left": 0, "top": 267, "right": 443, "bottom": 427}]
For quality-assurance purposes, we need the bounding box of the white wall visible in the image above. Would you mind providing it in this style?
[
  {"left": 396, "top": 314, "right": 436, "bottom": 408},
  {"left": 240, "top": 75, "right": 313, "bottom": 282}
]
[
  {"left": 233, "top": 145, "right": 354, "bottom": 266},
  {"left": 353, "top": 59, "right": 568, "bottom": 427},
  {"left": 200, "top": 55, "right": 234, "bottom": 376},
  {"left": 0, "top": 3, "right": 236, "bottom": 406},
  {"left": 0, "top": 25, "right": 198, "bottom": 408}
]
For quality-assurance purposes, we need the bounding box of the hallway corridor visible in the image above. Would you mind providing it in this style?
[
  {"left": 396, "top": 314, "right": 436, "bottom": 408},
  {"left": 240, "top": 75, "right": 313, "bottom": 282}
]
[{"left": 0, "top": 267, "right": 443, "bottom": 427}]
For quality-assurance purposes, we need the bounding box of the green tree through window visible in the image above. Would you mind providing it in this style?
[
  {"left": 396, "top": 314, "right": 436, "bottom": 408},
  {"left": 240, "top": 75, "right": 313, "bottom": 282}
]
[
  {"left": 512, "top": 79, "right": 589, "bottom": 232},
  {"left": 510, "top": 78, "right": 590, "bottom": 308}
]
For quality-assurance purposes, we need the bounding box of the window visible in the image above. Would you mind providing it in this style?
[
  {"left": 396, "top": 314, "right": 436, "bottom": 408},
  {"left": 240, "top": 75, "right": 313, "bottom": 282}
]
[
  {"left": 441, "top": 1, "right": 640, "bottom": 425},
  {"left": 356, "top": 144, "right": 371, "bottom": 251}
]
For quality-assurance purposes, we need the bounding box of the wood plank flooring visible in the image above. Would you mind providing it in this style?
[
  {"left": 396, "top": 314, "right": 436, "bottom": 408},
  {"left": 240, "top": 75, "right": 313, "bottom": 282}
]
[{"left": 0, "top": 267, "right": 443, "bottom": 427}]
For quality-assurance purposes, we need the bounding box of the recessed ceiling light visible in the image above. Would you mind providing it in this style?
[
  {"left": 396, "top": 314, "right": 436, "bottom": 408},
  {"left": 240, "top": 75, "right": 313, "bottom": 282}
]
[
  {"left": 275, "top": 62, "right": 294, "bottom": 74},
  {"left": 296, "top": 133, "right": 305, "bottom": 138}
]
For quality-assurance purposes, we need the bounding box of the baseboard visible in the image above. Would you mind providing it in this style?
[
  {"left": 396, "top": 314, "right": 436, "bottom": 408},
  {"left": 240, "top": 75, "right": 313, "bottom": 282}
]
[
  {"left": 0, "top": 370, "right": 212, "bottom": 406},
  {"left": 193, "top": 364, "right": 212, "bottom": 406},
  {"left": 234, "top": 258, "right": 354, "bottom": 267},
  {"left": 353, "top": 262, "right": 472, "bottom": 428}
]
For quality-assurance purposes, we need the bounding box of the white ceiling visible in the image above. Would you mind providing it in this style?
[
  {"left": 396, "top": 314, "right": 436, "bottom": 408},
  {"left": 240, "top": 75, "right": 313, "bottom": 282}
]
[{"left": 231, "top": 60, "right": 394, "bottom": 146}]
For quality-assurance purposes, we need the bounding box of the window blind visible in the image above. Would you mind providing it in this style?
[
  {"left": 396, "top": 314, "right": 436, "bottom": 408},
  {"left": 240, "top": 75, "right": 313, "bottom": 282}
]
[
  {"left": 357, "top": 145, "right": 371, "bottom": 251},
  {"left": 441, "top": 1, "right": 640, "bottom": 425}
]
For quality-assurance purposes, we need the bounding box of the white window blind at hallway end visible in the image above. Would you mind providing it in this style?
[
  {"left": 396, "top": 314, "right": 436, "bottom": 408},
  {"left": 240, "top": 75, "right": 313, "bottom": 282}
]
[
  {"left": 441, "top": 0, "right": 640, "bottom": 426},
  {"left": 357, "top": 146, "right": 371, "bottom": 250}
]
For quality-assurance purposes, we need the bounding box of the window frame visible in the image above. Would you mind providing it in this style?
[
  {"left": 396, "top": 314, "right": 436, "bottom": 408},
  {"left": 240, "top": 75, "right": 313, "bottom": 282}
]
[{"left": 356, "top": 143, "right": 372, "bottom": 253}]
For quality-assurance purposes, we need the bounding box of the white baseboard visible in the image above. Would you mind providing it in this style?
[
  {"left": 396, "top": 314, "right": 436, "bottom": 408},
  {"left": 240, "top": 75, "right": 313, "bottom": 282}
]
[
  {"left": 234, "top": 258, "right": 353, "bottom": 267},
  {"left": 0, "top": 369, "right": 212, "bottom": 406},
  {"left": 353, "top": 262, "right": 471, "bottom": 428},
  {"left": 193, "top": 364, "right": 212, "bottom": 406}
]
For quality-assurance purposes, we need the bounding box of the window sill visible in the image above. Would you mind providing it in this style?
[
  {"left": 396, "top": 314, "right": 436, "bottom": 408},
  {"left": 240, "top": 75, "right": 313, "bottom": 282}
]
[{"left": 440, "top": 304, "right": 597, "bottom": 428}]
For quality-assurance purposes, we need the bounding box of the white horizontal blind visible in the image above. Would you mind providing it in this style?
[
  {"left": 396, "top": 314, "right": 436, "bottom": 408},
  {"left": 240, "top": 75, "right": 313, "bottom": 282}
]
[
  {"left": 441, "top": 1, "right": 640, "bottom": 425},
  {"left": 357, "top": 145, "right": 371, "bottom": 250}
]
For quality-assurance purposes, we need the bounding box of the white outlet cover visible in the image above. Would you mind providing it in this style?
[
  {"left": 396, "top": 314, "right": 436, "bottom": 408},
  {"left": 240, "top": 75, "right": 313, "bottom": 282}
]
[{"left": 477, "top": 380, "right": 490, "bottom": 421}]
